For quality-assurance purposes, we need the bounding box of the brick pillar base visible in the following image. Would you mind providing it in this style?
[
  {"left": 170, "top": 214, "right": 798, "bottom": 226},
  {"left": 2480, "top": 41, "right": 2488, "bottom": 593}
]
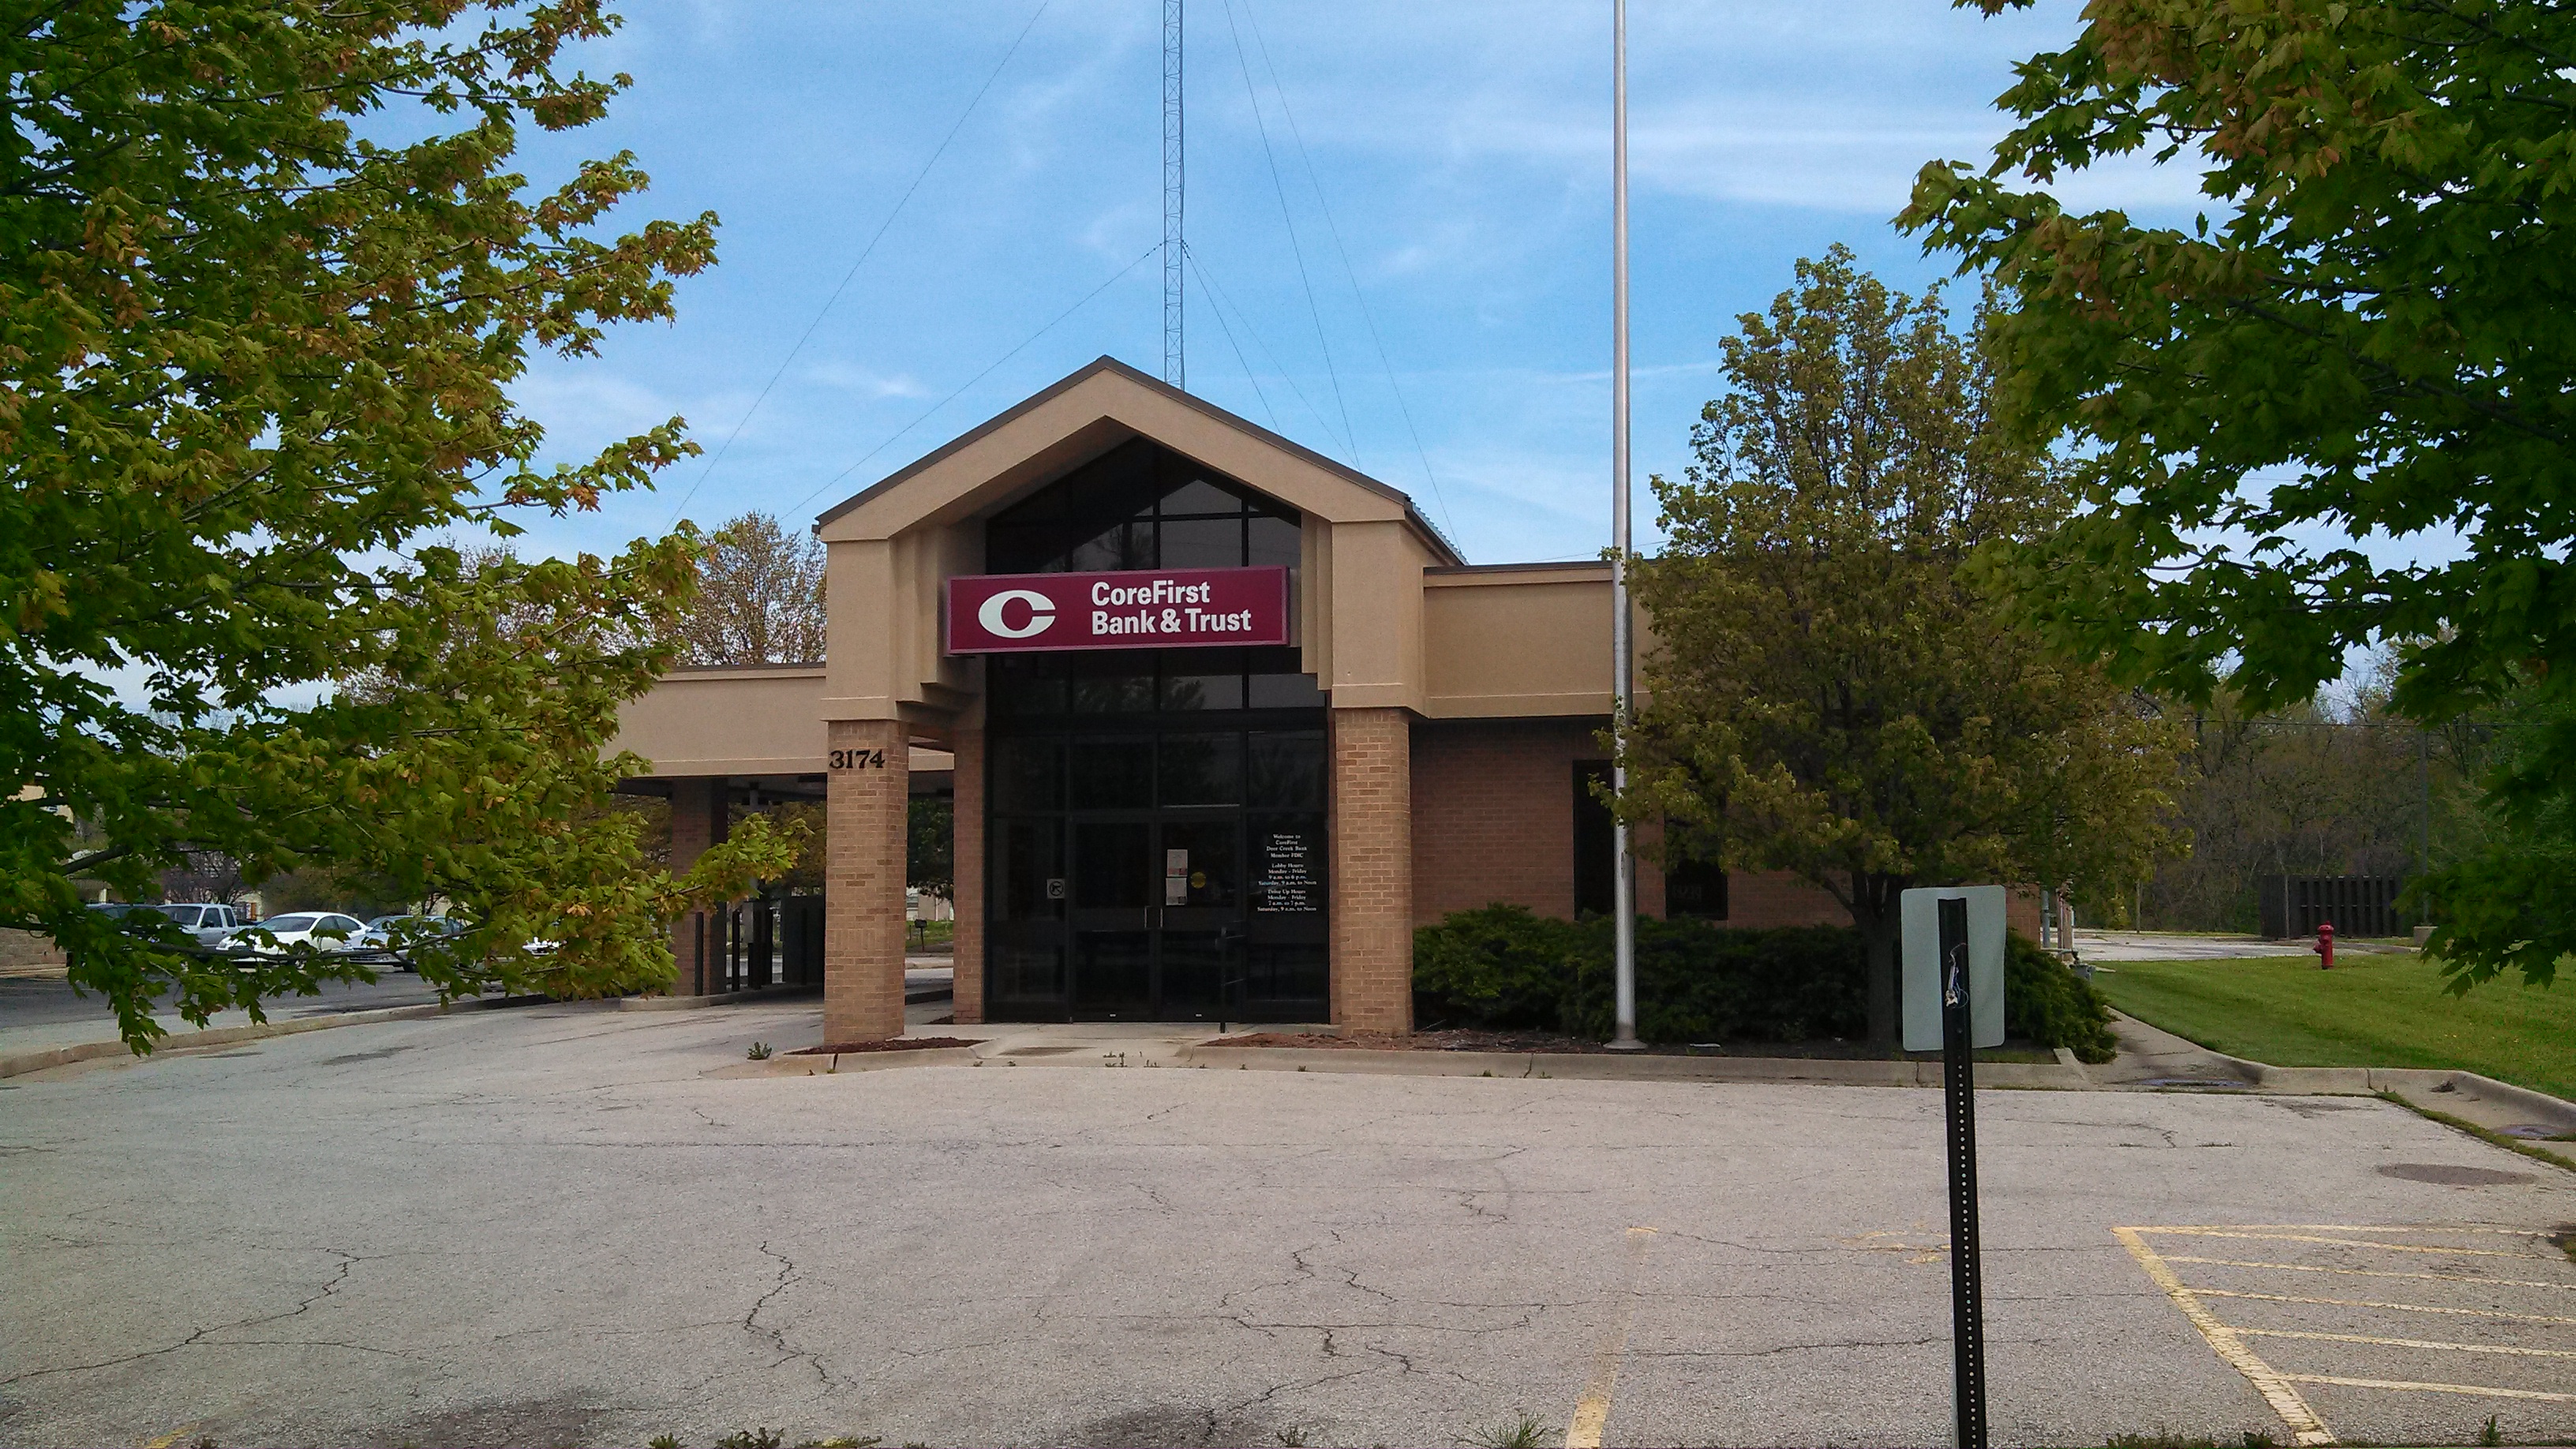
[
  {"left": 1330, "top": 707, "right": 1413, "bottom": 1033},
  {"left": 950, "top": 728, "right": 986, "bottom": 1025},
  {"left": 825, "top": 720, "right": 908, "bottom": 1043},
  {"left": 668, "top": 778, "right": 728, "bottom": 995}
]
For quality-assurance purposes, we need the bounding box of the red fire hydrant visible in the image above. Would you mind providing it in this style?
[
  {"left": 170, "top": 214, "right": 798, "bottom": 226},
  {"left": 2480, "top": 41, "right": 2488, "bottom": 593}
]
[{"left": 2312, "top": 920, "right": 2336, "bottom": 971}]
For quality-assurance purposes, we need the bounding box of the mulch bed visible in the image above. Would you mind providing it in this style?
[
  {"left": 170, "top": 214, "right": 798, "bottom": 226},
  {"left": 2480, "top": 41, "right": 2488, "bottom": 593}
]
[
  {"left": 789, "top": 1036, "right": 983, "bottom": 1056},
  {"left": 1211, "top": 1028, "right": 1623, "bottom": 1054}
]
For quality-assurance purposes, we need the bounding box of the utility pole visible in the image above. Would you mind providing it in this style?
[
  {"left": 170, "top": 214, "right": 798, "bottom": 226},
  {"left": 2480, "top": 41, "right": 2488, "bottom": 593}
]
[
  {"left": 1162, "top": 0, "right": 1185, "bottom": 388},
  {"left": 1608, "top": 0, "right": 1641, "bottom": 1051}
]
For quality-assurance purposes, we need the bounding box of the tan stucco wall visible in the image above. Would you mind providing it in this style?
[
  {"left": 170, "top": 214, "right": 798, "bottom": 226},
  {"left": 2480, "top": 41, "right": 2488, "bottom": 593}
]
[
  {"left": 1421, "top": 564, "right": 1648, "bottom": 719},
  {"left": 608, "top": 665, "right": 828, "bottom": 777}
]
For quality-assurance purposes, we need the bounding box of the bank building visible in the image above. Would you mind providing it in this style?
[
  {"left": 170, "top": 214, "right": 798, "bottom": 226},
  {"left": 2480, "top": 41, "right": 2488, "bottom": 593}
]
[{"left": 613, "top": 357, "right": 1889, "bottom": 1044}]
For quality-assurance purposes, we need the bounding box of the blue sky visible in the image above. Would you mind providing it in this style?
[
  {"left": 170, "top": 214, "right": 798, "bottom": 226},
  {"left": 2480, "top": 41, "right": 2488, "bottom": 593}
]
[{"left": 502, "top": 0, "right": 2195, "bottom": 567}]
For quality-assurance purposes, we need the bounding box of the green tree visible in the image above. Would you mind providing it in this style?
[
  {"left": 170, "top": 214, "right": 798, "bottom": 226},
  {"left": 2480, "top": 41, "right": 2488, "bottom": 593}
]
[
  {"left": 2, "top": 2, "right": 799, "bottom": 1050},
  {"left": 672, "top": 511, "right": 828, "bottom": 666},
  {"left": 1902, "top": 0, "right": 2576, "bottom": 987},
  {"left": 908, "top": 799, "right": 954, "bottom": 902},
  {"left": 1626, "top": 249, "right": 2186, "bottom": 1043}
]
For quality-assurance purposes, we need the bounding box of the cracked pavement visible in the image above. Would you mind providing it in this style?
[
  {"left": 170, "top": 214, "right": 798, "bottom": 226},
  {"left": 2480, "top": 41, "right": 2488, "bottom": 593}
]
[{"left": 3, "top": 1000, "right": 2570, "bottom": 1447}]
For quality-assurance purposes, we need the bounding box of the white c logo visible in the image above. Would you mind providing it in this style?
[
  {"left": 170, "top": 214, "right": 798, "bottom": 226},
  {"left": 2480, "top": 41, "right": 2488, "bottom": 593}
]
[{"left": 977, "top": 589, "right": 1056, "bottom": 640}]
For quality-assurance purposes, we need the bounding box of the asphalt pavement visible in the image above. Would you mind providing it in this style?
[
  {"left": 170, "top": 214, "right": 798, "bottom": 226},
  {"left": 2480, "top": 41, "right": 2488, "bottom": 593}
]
[{"left": 4, "top": 1001, "right": 2570, "bottom": 1448}]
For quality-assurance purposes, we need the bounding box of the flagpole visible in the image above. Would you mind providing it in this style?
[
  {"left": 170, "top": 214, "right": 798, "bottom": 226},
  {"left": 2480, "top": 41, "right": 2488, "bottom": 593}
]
[{"left": 1608, "top": 0, "right": 1642, "bottom": 1052}]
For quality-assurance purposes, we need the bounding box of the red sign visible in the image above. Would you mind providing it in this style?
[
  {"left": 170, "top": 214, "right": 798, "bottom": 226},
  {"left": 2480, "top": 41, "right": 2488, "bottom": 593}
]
[{"left": 945, "top": 567, "right": 1290, "bottom": 654}]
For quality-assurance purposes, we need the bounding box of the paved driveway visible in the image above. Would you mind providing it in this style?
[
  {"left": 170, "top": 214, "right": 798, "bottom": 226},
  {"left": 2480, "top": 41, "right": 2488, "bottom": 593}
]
[{"left": 3, "top": 1002, "right": 2570, "bottom": 1448}]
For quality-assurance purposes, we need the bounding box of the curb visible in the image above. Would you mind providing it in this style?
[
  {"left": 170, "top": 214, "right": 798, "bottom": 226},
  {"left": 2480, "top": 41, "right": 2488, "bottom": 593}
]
[
  {"left": 705, "top": 1045, "right": 981, "bottom": 1078},
  {"left": 0, "top": 994, "right": 546, "bottom": 1080},
  {"left": 1171, "top": 1044, "right": 2094, "bottom": 1089},
  {"left": 2163, "top": 1039, "right": 2576, "bottom": 1130}
]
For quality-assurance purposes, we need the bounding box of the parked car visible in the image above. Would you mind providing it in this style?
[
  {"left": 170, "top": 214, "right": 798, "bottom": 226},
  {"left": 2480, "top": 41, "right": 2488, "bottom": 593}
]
[
  {"left": 218, "top": 912, "right": 368, "bottom": 959},
  {"left": 85, "top": 900, "right": 245, "bottom": 947},
  {"left": 356, "top": 914, "right": 466, "bottom": 968}
]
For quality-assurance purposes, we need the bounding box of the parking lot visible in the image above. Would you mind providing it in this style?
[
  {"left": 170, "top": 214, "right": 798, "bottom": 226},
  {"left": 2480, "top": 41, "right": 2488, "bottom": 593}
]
[{"left": 3, "top": 1002, "right": 2570, "bottom": 1448}]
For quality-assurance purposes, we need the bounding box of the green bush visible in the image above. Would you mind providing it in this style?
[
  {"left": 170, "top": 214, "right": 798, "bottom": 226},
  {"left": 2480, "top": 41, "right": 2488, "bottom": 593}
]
[
  {"left": 2005, "top": 931, "right": 2118, "bottom": 1063},
  {"left": 1413, "top": 903, "right": 2117, "bottom": 1060}
]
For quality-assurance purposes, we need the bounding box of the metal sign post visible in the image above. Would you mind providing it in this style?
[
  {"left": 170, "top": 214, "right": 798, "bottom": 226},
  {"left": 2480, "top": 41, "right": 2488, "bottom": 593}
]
[
  {"left": 1939, "top": 897, "right": 1988, "bottom": 1449},
  {"left": 1902, "top": 885, "right": 2004, "bottom": 1449}
]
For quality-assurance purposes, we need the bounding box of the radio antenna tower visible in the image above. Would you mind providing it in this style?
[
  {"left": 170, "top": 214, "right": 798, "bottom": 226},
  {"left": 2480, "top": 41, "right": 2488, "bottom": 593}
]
[{"left": 1162, "top": 0, "right": 1185, "bottom": 388}]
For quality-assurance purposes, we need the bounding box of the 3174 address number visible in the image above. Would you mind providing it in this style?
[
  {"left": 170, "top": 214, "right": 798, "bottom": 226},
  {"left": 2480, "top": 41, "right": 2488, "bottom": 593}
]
[{"left": 829, "top": 748, "right": 887, "bottom": 770}]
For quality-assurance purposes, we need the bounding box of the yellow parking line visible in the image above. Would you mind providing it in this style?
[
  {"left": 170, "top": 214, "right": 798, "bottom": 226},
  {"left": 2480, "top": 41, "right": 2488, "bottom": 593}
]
[
  {"left": 2163, "top": 1255, "right": 2576, "bottom": 1294},
  {"left": 2115, "top": 1227, "right": 2338, "bottom": 1447},
  {"left": 2235, "top": 1326, "right": 2576, "bottom": 1360},
  {"left": 2279, "top": 1373, "right": 2575, "bottom": 1403},
  {"left": 2193, "top": 1288, "right": 2576, "bottom": 1326},
  {"left": 2141, "top": 1230, "right": 2545, "bottom": 1260},
  {"left": 1564, "top": 1226, "right": 1656, "bottom": 1449},
  {"left": 141, "top": 1428, "right": 201, "bottom": 1449}
]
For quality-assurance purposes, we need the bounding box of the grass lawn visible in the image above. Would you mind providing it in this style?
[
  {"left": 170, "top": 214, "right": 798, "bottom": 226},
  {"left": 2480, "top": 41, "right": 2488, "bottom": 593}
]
[{"left": 2091, "top": 950, "right": 2576, "bottom": 1103}]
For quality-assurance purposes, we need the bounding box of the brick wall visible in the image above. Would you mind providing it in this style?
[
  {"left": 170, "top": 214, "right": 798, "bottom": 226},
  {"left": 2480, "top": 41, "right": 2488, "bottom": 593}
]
[
  {"left": 1410, "top": 717, "right": 1600, "bottom": 923},
  {"left": 824, "top": 719, "right": 909, "bottom": 1043},
  {"left": 1329, "top": 707, "right": 1413, "bottom": 1032},
  {"left": 666, "top": 778, "right": 727, "bottom": 995},
  {"left": 949, "top": 728, "right": 986, "bottom": 1026},
  {"left": 1409, "top": 717, "right": 1868, "bottom": 932},
  {"left": 1724, "top": 871, "right": 1851, "bottom": 930}
]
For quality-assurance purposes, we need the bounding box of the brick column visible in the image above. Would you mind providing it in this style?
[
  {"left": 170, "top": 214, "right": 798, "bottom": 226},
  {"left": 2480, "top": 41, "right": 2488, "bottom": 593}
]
[
  {"left": 1329, "top": 706, "right": 1413, "bottom": 1033},
  {"left": 667, "top": 778, "right": 728, "bottom": 995},
  {"left": 825, "top": 719, "right": 909, "bottom": 1043},
  {"left": 949, "top": 728, "right": 986, "bottom": 1025}
]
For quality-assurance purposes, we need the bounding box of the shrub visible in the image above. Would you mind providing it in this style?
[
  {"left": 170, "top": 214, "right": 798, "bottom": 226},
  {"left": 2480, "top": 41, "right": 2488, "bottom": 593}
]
[
  {"left": 1413, "top": 904, "right": 2117, "bottom": 1058},
  {"left": 2005, "top": 932, "right": 2118, "bottom": 1063}
]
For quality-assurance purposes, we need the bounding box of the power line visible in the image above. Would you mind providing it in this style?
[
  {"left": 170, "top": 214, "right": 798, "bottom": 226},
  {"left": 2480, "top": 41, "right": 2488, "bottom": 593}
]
[
  {"left": 1217, "top": 0, "right": 1357, "bottom": 467},
  {"left": 665, "top": 0, "right": 1054, "bottom": 528},
  {"left": 1236, "top": 0, "right": 1457, "bottom": 542},
  {"left": 784, "top": 245, "right": 1160, "bottom": 518},
  {"left": 1187, "top": 244, "right": 1346, "bottom": 452},
  {"left": 1162, "top": 0, "right": 1185, "bottom": 387},
  {"left": 1182, "top": 245, "right": 1279, "bottom": 431}
]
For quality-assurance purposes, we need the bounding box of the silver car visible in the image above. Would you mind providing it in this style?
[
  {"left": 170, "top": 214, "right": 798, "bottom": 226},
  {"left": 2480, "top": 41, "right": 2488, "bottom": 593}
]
[{"left": 356, "top": 914, "right": 466, "bottom": 969}]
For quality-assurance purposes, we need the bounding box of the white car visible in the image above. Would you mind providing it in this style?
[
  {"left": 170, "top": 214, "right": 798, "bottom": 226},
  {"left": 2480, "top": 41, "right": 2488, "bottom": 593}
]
[
  {"left": 88, "top": 901, "right": 245, "bottom": 947},
  {"left": 220, "top": 912, "right": 369, "bottom": 958}
]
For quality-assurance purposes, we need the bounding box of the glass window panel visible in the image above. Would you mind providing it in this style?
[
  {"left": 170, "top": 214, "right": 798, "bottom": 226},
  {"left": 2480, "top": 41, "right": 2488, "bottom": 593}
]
[
  {"left": 994, "top": 818, "right": 1065, "bottom": 921},
  {"left": 1157, "top": 516, "right": 1242, "bottom": 568},
  {"left": 1246, "top": 514, "right": 1301, "bottom": 570},
  {"left": 1248, "top": 816, "right": 1325, "bottom": 913},
  {"left": 1071, "top": 929, "right": 1153, "bottom": 1014},
  {"left": 1160, "top": 650, "right": 1244, "bottom": 711},
  {"left": 1158, "top": 732, "right": 1242, "bottom": 807},
  {"left": 1247, "top": 731, "right": 1326, "bottom": 809},
  {"left": 1159, "top": 818, "right": 1238, "bottom": 906},
  {"left": 1247, "top": 652, "right": 1326, "bottom": 710},
  {"left": 990, "top": 941, "right": 1065, "bottom": 1002},
  {"left": 1071, "top": 822, "right": 1152, "bottom": 908},
  {"left": 1068, "top": 654, "right": 1155, "bottom": 713},
  {"left": 990, "top": 738, "right": 1062, "bottom": 812},
  {"left": 988, "top": 656, "right": 1066, "bottom": 717},
  {"left": 1157, "top": 477, "right": 1241, "bottom": 515},
  {"left": 1065, "top": 520, "right": 1151, "bottom": 573},
  {"left": 1158, "top": 930, "right": 1231, "bottom": 1016},
  {"left": 1068, "top": 738, "right": 1155, "bottom": 809},
  {"left": 1245, "top": 942, "right": 1327, "bottom": 1005}
]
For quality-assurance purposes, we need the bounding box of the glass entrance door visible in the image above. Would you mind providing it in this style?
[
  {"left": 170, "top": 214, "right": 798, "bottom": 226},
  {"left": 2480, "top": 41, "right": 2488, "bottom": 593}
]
[
  {"left": 983, "top": 648, "right": 1328, "bottom": 1023},
  {"left": 1065, "top": 815, "right": 1245, "bottom": 1020}
]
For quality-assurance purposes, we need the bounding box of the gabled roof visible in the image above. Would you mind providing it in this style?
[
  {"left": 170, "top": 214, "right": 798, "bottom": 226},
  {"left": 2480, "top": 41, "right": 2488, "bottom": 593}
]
[{"left": 813, "top": 355, "right": 1463, "bottom": 564}]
